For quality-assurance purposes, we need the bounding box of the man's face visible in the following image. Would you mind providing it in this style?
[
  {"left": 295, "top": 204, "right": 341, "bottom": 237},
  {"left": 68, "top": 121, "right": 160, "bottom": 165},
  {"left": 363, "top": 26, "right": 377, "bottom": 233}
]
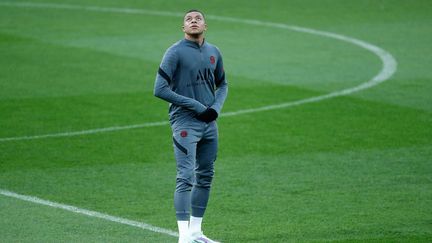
[{"left": 183, "top": 12, "right": 207, "bottom": 36}]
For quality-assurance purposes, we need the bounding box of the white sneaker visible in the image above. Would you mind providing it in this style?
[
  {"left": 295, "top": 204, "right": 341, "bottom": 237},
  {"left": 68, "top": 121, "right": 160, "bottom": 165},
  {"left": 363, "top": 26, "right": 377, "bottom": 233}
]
[{"left": 189, "top": 231, "right": 221, "bottom": 243}]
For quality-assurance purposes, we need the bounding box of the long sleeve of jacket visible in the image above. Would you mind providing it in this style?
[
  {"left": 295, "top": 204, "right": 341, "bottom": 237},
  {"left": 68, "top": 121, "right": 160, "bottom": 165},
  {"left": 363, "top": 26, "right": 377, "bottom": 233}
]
[
  {"left": 210, "top": 50, "right": 228, "bottom": 115},
  {"left": 154, "top": 47, "right": 207, "bottom": 114}
]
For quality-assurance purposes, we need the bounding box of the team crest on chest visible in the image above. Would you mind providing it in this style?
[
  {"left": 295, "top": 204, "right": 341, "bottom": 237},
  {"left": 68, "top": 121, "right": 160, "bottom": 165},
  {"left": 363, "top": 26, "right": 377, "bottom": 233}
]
[{"left": 210, "top": 56, "right": 215, "bottom": 64}]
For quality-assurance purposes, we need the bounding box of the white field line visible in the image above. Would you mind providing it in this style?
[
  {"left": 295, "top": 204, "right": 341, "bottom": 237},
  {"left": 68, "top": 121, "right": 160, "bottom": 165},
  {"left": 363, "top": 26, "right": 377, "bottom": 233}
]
[
  {"left": 0, "top": 2, "right": 397, "bottom": 142},
  {"left": 0, "top": 189, "right": 179, "bottom": 237},
  {"left": 0, "top": 121, "right": 169, "bottom": 142}
]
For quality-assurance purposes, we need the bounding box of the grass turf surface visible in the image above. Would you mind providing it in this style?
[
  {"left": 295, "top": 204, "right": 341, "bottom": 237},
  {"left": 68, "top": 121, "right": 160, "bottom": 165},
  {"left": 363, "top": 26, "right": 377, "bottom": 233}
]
[{"left": 1, "top": 0, "right": 431, "bottom": 242}]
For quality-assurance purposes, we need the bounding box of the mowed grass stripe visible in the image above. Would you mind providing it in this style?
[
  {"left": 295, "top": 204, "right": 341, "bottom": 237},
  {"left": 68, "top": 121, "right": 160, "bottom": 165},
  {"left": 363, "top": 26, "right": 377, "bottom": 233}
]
[{"left": 0, "top": 32, "right": 153, "bottom": 99}]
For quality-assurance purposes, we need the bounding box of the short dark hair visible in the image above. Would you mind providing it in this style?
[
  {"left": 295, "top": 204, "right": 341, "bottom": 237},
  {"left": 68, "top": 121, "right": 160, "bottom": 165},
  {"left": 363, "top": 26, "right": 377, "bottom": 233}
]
[{"left": 184, "top": 9, "right": 205, "bottom": 20}]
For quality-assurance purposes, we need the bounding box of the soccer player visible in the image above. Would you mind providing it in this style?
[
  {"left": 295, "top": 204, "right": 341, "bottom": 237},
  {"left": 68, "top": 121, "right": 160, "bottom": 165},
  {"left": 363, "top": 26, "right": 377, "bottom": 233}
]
[{"left": 154, "top": 9, "right": 228, "bottom": 243}]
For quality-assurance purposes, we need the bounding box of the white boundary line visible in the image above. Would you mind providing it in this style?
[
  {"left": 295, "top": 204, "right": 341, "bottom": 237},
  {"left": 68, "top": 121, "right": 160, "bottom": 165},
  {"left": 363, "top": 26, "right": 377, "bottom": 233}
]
[
  {"left": 0, "top": 2, "right": 397, "bottom": 142},
  {"left": 0, "top": 121, "right": 169, "bottom": 142},
  {"left": 0, "top": 189, "right": 179, "bottom": 237}
]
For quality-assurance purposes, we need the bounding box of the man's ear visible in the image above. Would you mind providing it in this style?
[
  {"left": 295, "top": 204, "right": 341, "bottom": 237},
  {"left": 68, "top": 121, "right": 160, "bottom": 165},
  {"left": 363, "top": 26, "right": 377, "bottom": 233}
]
[{"left": 182, "top": 25, "right": 185, "bottom": 32}]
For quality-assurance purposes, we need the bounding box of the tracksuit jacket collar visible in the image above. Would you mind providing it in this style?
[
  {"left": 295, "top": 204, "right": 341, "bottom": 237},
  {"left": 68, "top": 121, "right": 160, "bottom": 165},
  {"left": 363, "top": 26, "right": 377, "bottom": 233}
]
[{"left": 182, "top": 38, "right": 206, "bottom": 49}]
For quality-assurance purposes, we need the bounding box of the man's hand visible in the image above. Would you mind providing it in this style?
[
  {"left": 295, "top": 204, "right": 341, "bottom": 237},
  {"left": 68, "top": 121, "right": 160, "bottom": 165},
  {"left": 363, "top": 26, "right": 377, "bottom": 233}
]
[{"left": 196, "top": 108, "right": 218, "bottom": 123}]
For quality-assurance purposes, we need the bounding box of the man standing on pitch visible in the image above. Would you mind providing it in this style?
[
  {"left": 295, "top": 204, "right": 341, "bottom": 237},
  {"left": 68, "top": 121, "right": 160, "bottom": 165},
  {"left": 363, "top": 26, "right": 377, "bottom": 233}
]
[{"left": 154, "top": 9, "right": 228, "bottom": 243}]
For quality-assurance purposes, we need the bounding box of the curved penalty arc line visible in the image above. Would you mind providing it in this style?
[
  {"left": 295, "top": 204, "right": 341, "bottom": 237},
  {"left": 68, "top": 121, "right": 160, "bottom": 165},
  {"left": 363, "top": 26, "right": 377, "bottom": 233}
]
[{"left": 0, "top": 2, "right": 397, "bottom": 142}]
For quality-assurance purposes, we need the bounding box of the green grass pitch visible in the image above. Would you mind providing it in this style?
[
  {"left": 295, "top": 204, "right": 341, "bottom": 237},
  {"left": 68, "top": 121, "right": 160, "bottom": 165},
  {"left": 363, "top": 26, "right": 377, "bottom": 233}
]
[{"left": 1, "top": 0, "right": 432, "bottom": 242}]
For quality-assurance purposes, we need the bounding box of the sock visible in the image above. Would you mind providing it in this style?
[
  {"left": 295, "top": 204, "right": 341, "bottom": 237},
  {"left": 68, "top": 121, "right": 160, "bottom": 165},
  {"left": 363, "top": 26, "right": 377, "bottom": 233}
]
[
  {"left": 189, "top": 216, "right": 203, "bottom": 234},
  {"left": 177, "top": 220, "right": 189, "bottom": 238}
]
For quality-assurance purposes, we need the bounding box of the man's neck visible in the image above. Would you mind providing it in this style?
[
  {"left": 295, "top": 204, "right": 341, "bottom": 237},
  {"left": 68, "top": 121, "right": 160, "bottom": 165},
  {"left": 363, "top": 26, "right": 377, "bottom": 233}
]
[{"left": 185, "top": 34, "right": 204, "bottom": 46}]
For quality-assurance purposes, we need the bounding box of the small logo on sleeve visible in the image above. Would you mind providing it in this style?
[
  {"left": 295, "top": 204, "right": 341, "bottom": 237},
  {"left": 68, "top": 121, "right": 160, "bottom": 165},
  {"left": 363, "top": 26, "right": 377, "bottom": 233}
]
[{"left": 210, "top": 56, "right": 215, "bottom": 64}]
